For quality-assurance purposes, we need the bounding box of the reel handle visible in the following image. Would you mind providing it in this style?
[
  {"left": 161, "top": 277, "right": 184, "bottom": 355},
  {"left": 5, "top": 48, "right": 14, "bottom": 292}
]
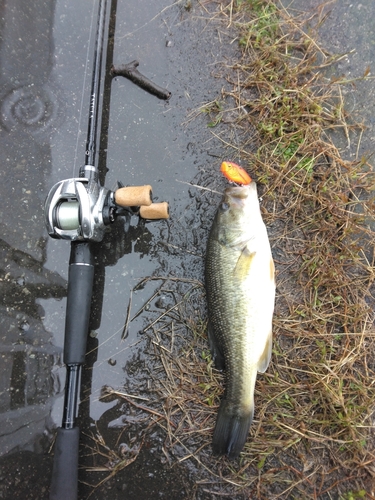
[{"left": 114, "top": 185, "right": 169, "bottom": 219}]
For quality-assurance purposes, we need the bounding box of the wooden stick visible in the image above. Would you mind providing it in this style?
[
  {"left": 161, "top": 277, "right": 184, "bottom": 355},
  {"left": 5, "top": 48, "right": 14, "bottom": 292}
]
[{"left": 111, "top": 60, "right": 171, "bottom": 100}]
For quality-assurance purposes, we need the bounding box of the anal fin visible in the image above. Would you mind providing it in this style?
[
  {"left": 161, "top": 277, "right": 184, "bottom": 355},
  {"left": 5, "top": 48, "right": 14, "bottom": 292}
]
[{"left": 257, "top": 330, "right": 272, "bottom": 373}]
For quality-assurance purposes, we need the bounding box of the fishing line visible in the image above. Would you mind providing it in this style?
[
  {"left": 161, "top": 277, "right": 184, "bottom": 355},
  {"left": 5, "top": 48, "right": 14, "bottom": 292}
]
[
  {"left": 72, "top": 0, "right": 97, "bottom": 177},
  {"left": 118, "top": 0, "right": 183, "bottom": 39}
]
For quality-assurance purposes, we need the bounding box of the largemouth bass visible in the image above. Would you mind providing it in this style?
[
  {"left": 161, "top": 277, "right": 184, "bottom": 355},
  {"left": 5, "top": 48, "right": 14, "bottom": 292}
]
[{"left": 205, "top": 182, "right": 275, "bottom": 459}]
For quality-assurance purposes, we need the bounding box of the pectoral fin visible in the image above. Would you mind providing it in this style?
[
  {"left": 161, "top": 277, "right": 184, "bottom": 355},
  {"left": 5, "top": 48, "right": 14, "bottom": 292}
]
[
  {"left": 233, "top": 248, "right": 256, "bottom": 279},
  {"left": 257, "top": 330, "right": 272, "bottom": 373}
]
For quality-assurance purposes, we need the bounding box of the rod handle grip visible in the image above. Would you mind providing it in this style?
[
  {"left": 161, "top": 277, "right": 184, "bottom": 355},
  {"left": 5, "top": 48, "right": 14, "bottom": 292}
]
[
  {"left": 139, "top": 202, "right": 169, "bottom": 219},
  {"left": 50, "top": 427, "right": 79, "bottom": 500},
  {"left": 114, "top": 185, "right": 152, "bottom": 207},
  {"left": 65, "top": 243, "right": 95, "bottom": 365}
]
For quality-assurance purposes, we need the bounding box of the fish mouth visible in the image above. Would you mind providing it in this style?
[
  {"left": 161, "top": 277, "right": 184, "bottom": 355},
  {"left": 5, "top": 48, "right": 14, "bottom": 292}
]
[
  {"left": 224, "top": 183, "right": 254, "bottom": 197},
  {"left": 223, "top": 183, "right": 254, "bottom": 208}
]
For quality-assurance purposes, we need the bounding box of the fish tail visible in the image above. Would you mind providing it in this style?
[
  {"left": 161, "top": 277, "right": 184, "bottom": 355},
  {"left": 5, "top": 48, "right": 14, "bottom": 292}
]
[{"left": 212, "top": 399, "right": 254, "bottom": 459}]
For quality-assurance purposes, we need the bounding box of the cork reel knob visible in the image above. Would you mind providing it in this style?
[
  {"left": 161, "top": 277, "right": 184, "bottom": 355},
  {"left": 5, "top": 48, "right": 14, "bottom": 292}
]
[
  {"left": 114, "top": 185, "right": 152, "bottom": 207},
  {"left": 139, "top": 202, "right": 169, "bottom": 220}
]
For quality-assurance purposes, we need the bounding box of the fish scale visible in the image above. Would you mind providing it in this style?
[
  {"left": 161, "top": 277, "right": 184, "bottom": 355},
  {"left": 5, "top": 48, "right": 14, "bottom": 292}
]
[{"left": 205, "top": 182, "right": 275, "bottom": 459}]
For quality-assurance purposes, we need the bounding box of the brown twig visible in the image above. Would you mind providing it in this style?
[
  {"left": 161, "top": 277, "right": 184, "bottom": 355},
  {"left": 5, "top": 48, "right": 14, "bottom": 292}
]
[{"left": 111, "top": 60, "right": 171, "bottom": 100}]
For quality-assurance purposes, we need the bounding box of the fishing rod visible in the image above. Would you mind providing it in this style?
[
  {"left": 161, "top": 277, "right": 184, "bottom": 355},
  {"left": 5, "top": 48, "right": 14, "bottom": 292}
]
[{"left": 44, "top": 1, "right": 169, "bottom": 498}]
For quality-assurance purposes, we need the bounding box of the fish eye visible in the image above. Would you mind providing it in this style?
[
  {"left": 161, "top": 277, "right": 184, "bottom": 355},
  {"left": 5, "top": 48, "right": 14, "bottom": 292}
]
[{"left": 220, "top": 202, "right": 230, "bottom": 211}]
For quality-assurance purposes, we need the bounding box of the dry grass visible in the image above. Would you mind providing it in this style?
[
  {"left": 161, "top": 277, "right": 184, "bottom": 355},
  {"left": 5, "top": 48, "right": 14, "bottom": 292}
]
[{"left": 86, "top": 1, "right": 375, "bottom": 498}]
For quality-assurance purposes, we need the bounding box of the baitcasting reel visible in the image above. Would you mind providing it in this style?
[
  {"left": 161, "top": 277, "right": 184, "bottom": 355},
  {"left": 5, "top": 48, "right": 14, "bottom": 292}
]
[{"left": 44, "top": 165, "right": 169, "bottom": 242}]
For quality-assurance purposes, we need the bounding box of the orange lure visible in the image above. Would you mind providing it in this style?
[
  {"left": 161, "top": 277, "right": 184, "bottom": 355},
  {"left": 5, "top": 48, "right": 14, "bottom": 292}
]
[{"left": 220, "top": 161, "right": 251, "bottom": 185}]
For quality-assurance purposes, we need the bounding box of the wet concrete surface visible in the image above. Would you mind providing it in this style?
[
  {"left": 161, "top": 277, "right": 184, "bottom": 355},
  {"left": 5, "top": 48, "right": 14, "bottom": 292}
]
[{"left": 0, "top": 0, "right": 374, "bottom": 499}]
